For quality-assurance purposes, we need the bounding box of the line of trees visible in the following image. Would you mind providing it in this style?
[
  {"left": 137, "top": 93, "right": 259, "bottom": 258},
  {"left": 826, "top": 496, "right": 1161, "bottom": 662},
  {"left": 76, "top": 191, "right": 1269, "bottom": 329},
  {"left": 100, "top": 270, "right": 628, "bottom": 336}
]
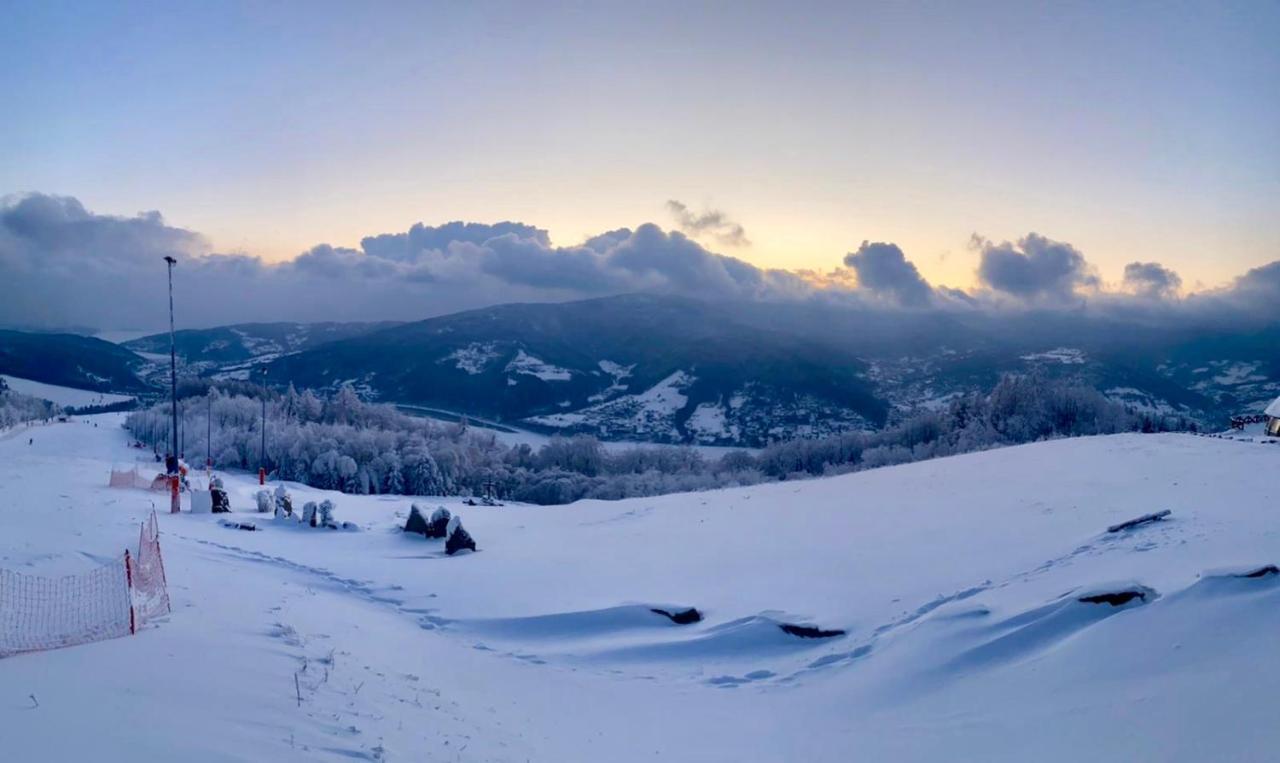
[
  {"left": 0, "top": 378, "right": 59, "bottom": 429},
  {"left": 124, "top": 374, "right": 1193, "bottom": 505}
]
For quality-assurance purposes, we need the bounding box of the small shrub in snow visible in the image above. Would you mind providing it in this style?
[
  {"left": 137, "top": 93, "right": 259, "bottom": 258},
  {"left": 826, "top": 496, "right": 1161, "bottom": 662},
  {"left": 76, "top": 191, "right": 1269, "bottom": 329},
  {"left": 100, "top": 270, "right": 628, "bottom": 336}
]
[
  {"left": 255, "top": 490, "right": 271, "bottom": 514},
  {"left": 301, "top": 501, "right": 318, "bottom": 527},
  {"left": 318, "top": 499, "right": 336, "bottom": 528},
  {"left": 273, "top": 485, "right": 293, "bottom": 518},
  {"left": 444, "top": 515, "right": 476, "bottom": 555}
]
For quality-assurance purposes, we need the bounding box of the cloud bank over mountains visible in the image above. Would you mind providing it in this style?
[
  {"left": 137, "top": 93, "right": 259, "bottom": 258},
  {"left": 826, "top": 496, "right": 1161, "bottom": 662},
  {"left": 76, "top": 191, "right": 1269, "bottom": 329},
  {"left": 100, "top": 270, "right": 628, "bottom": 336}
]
[{"left": 0, "top": 192, "right": 1276, "bottom": 331}]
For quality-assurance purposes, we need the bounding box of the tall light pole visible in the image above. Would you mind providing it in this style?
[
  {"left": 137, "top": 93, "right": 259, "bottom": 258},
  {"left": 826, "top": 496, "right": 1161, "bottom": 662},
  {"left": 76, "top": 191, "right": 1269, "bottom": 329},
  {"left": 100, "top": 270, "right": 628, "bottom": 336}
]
[
  {"left": 259, "top": 365, "right": 268, "bottom": 485},
  {"left": 163, "top": 255, "right": 180, "bottom": 513}
]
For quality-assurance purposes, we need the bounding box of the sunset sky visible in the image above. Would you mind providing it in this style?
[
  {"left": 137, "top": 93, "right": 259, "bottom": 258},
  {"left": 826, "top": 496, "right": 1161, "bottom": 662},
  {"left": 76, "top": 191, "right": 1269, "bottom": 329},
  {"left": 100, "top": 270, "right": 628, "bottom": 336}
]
[{"left": 2, "top": 1, "right": 1277, "bottom": 294}]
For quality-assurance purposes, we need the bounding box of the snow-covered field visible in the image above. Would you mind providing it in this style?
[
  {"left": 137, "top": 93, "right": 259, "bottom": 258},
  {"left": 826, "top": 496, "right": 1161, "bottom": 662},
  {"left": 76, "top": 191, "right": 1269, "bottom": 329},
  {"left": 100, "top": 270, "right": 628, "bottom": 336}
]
[
  {"left": 1, "top": 375, "right": 135, "bottom": 408},
  {"left": 2, "top": 416, "right": 1279, "bottom": 761}
]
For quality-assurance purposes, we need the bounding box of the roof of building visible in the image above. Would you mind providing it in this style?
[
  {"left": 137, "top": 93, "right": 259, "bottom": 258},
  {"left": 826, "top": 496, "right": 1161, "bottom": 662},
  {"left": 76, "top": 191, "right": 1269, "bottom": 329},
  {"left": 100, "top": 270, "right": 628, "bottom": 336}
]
[{"left": 1266, "top": 396, "right": 1280, "bottom": 418}]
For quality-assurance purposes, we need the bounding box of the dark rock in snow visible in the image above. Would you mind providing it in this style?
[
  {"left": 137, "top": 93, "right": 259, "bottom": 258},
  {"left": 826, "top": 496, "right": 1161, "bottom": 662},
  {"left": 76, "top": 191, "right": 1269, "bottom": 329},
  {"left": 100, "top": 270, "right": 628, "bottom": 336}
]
[
  {"left": 1237, "top": 565, "right": 1279, "bottom": 579},
  {"left": 405, "top": 504, "right": 430, "bottom": 535},
  {"left": 651, "top": 607, "right": 703, "bottom": 625},
  {"left": 427, "top": 507, "right": 451, "bottom": 538},
  {"left": 1078, "top": 589, "right": 1149, "bottom": 606},
  {"left": 445, "top": 515, "right": 476, "bottom": 555},
  {"left": 1106, "top": 510, "right": 1171, "bottom": 534},
  {"left": 779, "top": 623, "right": 846, "bottom": 639}
]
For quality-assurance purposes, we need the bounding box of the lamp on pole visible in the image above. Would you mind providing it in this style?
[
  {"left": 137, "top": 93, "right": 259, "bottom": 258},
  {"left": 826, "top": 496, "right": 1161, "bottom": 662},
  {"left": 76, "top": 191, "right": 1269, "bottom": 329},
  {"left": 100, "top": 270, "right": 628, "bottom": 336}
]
[{"left": 163, "top": 255, "right": 180, "bottom": 513}]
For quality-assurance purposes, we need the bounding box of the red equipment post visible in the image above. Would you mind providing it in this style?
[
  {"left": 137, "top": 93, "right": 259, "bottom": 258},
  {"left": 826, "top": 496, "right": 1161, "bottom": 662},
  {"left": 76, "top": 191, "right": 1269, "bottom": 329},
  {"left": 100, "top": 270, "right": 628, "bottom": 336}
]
[
  {"left": 170, "top": 474, "right": 180, "bottom": 513},
  {"left": 258, "top": 467, "right": 266, "bottom": 485}
]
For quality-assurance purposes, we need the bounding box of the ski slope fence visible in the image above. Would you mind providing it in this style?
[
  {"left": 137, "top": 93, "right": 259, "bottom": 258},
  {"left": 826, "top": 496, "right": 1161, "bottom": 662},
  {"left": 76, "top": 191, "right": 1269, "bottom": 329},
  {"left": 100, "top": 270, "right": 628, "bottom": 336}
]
[
  {"left": 0, "top": 511, "right": 171, "bottom": 658},
  {"left": 131, "top": 511, "right": 171, "bottom": 623},
  {"left": 108, "top": 465, "right": 166, "bottom": 491}
]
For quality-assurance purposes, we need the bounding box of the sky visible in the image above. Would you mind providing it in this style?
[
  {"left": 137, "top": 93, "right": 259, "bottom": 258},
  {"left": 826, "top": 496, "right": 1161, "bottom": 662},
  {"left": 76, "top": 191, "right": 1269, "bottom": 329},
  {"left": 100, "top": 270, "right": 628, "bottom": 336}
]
[{"left": 1, "top": 1, "right": 1278, "bottom": 329}]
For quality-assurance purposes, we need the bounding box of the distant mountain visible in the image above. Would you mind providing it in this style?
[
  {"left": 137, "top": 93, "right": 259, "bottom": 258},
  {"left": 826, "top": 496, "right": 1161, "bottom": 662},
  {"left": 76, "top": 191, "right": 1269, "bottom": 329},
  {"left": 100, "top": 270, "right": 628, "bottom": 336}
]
[
  {"left": 267, "top": 295, "right": 889, "bottom": 445},
  {"left": 125, "top": 321, "right": 400, "bottom": 381},
  {"left": 0, "top": 330, "right": 149, "bottom": 392},
  {"left": 56, "top": 295, "right": 1271, "bottom": 447},
  {"left": 261, "top": 294, "right": 1277, "bottom": 445}
]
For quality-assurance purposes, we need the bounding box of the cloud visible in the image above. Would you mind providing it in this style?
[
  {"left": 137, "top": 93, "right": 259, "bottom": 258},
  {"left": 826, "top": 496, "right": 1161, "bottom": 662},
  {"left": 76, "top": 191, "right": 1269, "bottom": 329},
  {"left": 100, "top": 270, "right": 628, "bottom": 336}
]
[
  {"left": 361, "top": 221, "right": 548, "bottom": 261},
  {"left": 0, "top": 193, "right": 796, "bottom": 330},
  {"left": 2, "top": 192, "right": 1277, "bottom": 335},
  {"left": 1123, "top": 261, "right": 1182, "bottom": 299},
  {"left": 665, "top": 200, "right": 750, "bottom": 247},
  {"left": 843, "top": 241, "right": 933, "bottom": 307},
  {"left": 974, "top": 233, "right": 1100, "bottom": 302},
  {"left": 1197, "top": 260, "right": 1280, "bottom": 322}
]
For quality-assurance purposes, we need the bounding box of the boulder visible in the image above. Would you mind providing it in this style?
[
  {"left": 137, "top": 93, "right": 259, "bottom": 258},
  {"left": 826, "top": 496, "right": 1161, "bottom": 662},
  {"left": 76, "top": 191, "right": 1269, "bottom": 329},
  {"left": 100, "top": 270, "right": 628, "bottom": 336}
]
[
  {"left": 427, "top": 507, "right": 451, "bottom": 538},
  {"left": 445, "top": 515, "right": 477, "bottom": 555},
  {"left": 404, "top": 504, "right": 430, "bottom": 535}
]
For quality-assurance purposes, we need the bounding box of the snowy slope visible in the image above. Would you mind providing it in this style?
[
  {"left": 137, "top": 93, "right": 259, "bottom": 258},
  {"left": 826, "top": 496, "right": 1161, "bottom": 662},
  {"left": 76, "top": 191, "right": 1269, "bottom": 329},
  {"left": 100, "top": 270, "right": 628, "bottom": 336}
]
[
  {"left": 1, "top": 417, "right": 1279, "bottom": 761},
  {"left": 1, "top": 374, "right": 135, "bottom": 408}
]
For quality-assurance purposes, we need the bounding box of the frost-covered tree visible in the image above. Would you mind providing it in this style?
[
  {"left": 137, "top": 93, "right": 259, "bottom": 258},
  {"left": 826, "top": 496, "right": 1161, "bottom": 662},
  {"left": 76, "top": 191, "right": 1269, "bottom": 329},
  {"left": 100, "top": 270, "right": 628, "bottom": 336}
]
[
  {"left": 0, "top": 387, "right": 57, "bottom": 429},
  {"left": 124, "top": 374, "right": 1174, "bottom": 506}
]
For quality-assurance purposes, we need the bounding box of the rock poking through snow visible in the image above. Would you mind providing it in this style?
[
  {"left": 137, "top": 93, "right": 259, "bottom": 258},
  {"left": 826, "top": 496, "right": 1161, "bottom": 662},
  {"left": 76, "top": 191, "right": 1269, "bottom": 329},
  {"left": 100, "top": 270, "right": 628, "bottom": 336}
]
[
  {"left": 404, "top": 504, "right": 430, "bottom": 536},
  {"left": 427, "top": 507, "right": 451, "bottom": 538},
  {"left": 651, "top": 607, "right": 703, "bottom": 625},
  {"left": 445, "top": 514, "right": 477, "bottom": 555}
]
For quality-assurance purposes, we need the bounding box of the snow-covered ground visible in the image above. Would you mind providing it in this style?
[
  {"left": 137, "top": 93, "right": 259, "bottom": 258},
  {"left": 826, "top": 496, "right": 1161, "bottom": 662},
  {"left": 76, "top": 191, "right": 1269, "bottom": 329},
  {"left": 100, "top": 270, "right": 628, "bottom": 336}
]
[
  {"left": 2, "top": 416, "right": 1279, "bottom": 761},
  {"left": 0, "top": 375, "right": 135, "bottom": 408}
]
